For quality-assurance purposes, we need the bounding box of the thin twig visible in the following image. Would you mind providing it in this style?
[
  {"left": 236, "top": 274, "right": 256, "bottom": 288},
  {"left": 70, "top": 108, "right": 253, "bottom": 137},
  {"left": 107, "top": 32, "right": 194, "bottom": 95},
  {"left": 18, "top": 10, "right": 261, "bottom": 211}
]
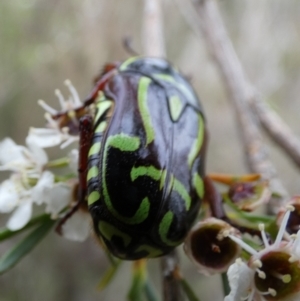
[
  {"left": 142, "top": 2, "right": 181, "bottom": 301},
  {"left": 186, "top": 0, "right": 289, "bottom": 212},
  {"left": 251, "top": 95, "right": 300, "bottom": 169},
  {"left": 161, "top": 250, "right": 182, "bottom": 301},
  {"left": 143, "top": 0, "right": 166, "bottom": 57}
]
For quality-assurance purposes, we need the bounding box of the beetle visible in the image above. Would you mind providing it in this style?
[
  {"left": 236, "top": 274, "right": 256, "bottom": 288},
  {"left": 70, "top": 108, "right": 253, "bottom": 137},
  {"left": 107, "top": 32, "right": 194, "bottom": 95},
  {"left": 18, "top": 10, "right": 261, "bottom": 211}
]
[{"left": 57, "top": 57, "right": 207, "bottom": 260}]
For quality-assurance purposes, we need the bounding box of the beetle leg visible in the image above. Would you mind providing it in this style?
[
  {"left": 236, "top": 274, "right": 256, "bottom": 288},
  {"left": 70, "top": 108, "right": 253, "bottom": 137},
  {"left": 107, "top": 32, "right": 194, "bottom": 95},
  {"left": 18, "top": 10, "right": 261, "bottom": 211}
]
[
  {"left": 203, "top": 176, "right": 226, "bottom": 220},
  {"left": 77, "top": 115, "right": 94, "bottom": 202},
  {"left": 122, "top": 36, "right": 139, "bottom": 56},
  {"left": 83, "top": 68, "right": 118, "bottom": 107},
  {"left": 56, "top": 115, "right": 94, "bottom": 234}
]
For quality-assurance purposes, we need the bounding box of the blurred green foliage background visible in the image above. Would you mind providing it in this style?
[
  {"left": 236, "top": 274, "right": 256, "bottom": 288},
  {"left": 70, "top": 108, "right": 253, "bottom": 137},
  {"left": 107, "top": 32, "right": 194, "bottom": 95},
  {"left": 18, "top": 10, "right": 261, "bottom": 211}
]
[{"left": 0, "top": 1, "right": 299, "bottom": 300}]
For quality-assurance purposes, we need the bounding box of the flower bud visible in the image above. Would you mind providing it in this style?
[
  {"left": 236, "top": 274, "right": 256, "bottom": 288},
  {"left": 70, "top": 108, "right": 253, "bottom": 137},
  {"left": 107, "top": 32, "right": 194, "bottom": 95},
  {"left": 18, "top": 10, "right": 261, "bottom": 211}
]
[
  {"left": 184, "top": 218, "right": 241, "bottom": 275},
  {"left": 277, "top": 196, "right": 300, "bottom": 234},
  {"left": 227, "top": 181, "right": 271, "bottom": 211},
  {"left": 225, "top": 206, "right": 300, "bottom": 301},
  {"left": 251, "top": 249, "right": 300, "bottom": 301}
]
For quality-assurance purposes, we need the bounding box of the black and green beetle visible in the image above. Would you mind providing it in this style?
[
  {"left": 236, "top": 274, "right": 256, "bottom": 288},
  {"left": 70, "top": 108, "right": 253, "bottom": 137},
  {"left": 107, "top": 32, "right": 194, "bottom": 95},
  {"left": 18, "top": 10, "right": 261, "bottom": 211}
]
[{"left": 58, "top": 57, "right": 207, "bottom": 260}]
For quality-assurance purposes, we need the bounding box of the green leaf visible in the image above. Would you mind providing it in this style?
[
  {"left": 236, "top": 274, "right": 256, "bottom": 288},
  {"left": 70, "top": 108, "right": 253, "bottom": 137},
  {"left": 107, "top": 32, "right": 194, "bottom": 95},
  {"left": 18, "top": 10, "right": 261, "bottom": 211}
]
[
  {"left": 265, "top": 219, "right": 279, "bottom": 241},
  {"left": 180, "top": 278, "right": 201, "bottom": 301},
  {"left": 221, "top": 272, "right": 230, "bottom": 296},
  {"left": 46, "top": 157, "right": 70, "bottom": 168},
  {"left": 0, "top": 219, "right": 55, "bottom": 274},
  {"left": 100, "top": 239, "right": 119, "bottom": 266},
  {"left": 0, "top": 214, "right": 51, "bottom": 242},
  {"left": 97, "top": 259, "right": 122, "bottom": 291},
  {"left": 54, "top": 173, "right": 77, "bottom": 182},
  {"left": 144, "top": 279, "right": 160, "bottom": 301},
  {"left": 223, "top": 194, "right": 274, "bottom": 224},
  {"left": 128, "top": 260, "right": 146, "bottom": 301}
]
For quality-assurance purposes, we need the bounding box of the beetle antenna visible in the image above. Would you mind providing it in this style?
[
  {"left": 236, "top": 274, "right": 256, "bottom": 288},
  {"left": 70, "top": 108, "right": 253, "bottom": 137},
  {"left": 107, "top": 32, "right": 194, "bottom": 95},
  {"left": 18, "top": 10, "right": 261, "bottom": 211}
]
[{"left": 123, "top": 36, "right": 139, "bottom": 56}]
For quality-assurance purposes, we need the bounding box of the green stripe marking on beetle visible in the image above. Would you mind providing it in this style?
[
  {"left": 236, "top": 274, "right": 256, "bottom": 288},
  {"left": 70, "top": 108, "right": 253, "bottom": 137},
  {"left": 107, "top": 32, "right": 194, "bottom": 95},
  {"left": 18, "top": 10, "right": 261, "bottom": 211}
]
[
  {"left": 169, "top": 95, "right": 184, "bottom": 121},
  {"left": 158, "top": 211, "right": 181, "bottom": 246},
  {"left": 188, "top": 114, "right": 204, "bottom": 168},
  {"left": 172, "top": 177, "right": 191, "bottom": 211},
  {"left": 88, "top": 191, "right": 100, "bottom": 206},
  {"left": 130, "top": 165, "right": 162, "bottom": 182},
  {"left": 138, "top": 77, "right": 155, "bottom": 145},
  {"left": 193, "top": 173, "right": 204, "bottom": 199},
  {"left": 87, "top": 166, "right": 99, "bottom": 181},
  {"left": 134, "top": 245, "right": 163, "bottom": 258},
  {"left": 94, "top": 100, "right": 112, "bottom": 125},
  {"left": 119, "top": 56, "right": 139, "bottom": 71},
  {"left": 107, "top": 134, "right": 140, "bottom": 152},
  {"left": 88, "top": 142, "right": 101, "bottom": 157},
  {"left": 99, "top": 221, "right": 131, "bottom": 247},
  {"left": 153, "top": 73, "right": 197, "bottom": 105},
  {"left": 101, "top": 134, "right": 150, "bottom": 224},
  {"left": 95, "top": 121, "right": 107, "bottom": 133}
]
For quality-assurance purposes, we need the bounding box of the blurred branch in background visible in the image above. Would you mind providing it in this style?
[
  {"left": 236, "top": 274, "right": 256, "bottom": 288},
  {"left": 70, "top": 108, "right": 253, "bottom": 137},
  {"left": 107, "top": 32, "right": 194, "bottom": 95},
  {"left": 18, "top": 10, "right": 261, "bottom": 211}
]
[
  {"left": 1, "top": 1, "right": 300, "bottom": 301},
  {"left": 161, "top": 250, "right": 182, "bottom": 301},
  {"left": 143, "top": 0, "right": 166, "bottom": 57},
  {"left": 142, "top": 1, "right": 181, "bottom": 301},
  {"left": 251, "top": 96, "right": 300, "bottom": 169},
  {"left": 177, "top": 0, "right": 294, "bottom": 213}
]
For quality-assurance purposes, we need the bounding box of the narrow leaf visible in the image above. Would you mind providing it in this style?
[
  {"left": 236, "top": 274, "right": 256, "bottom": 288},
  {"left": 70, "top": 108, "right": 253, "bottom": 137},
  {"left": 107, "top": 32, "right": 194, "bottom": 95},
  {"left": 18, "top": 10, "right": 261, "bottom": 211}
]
[
  {"left": 46, "top": 157, "right": 70, "bottom": 168},
  {"left": 97, "top": 259, "right": 122, "bottom": 291},
  {"left": 221, "top": 272, "right": 230, "bottom": 296},
  {"left": 0, "top": 214, "right": 51, "bottom": 242},
  {"left": 144, "top": 279, "right": 160, "bottom": 301},
  {"left": 223, "top": 194, "right": 273, "bottom": 224},
  {"left": 0, "top": 219, "right": 55, "bottom": 274},
  {"left": 180, "top": 278, "right": 201, "bottom": 301},
  {"left": 128, "top": 260, "right": 146, "bottom": 301}
]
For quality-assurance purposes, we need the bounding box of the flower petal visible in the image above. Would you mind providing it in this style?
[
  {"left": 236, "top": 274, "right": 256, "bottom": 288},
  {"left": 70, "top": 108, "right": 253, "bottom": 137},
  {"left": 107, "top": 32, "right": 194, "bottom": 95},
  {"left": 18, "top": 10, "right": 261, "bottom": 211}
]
[
  {"left": 0, "top": 179, "right": 19, "bottom": 213},
  {"left": 292, "top": 230, "right": 300, "bottom": 258},
  {"left": 68, "top": 149, "right": 78, "bottom": 173},
  {"left": 26, "top": 139, "right": 48, "bottom": 166},
  {"left": 184, "top": 218, "right": 241, "bottom": 276},
  {"left": 0, "top": 138, "right": 29, "bottom": 169},
  {"left": 7, "top": 201, "right": 32, "bottom": 231},
  {"left": 31, "top": 171, "right": 55, "bottom": 205},
  {"left": 225, "top": 259, "right": 255, "bottom": 301},
  {"left": 62, "top": 210, "right": 90, "bottom": 242},
  {"left": 27, "top": 127, "right": 63, "bottom": 148},
  {"left": 43, "top": 183, "right": 72, "bottom": 217}
]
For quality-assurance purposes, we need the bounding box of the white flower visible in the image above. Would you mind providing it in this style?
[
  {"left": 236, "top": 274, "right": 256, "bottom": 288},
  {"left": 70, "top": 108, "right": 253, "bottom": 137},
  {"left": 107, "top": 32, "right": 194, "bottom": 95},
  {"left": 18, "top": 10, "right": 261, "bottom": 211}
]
[
  {"left": 0, "top": 138, "right": 47, "bottom": 173},
  {"left": 68, "top": 149, "right": 79, "bottom": 173},
  {"left": 184, "top": 218, "right": 241, "bottom": 276},
  {"left": 0, "top": 172, "right": 48, "bottom": 230},
  {"left": 0, "top": 138, "right": 49, "bottom": 230},
  {"left": 27, "top": 79, "right": 83, "bottom": 148},
  {"left": 276, "top": 196, "right": 300, "bottom": 235},
  {"left": 61, "top": 209, "right": 91, "bottom": 242},
  {"left": 225, "top": 206, "right": 300, "bottom": 301},
  {"left": 31, "top": 171, "right": 72, "bottom": 218},
  {"left": 27, "top": 126, "right": 78, "bottom": 149},
  {"left": 225, "top": 259, "right": 256, "bottom": 301},
  {"left": 0, "top": 138, "right": 73, "bottom": 230}
]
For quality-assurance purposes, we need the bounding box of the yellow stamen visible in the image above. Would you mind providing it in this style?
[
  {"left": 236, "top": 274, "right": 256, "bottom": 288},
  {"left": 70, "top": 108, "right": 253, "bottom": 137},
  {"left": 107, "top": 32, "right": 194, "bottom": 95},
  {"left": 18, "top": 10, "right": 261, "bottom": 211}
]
[
  {"left": 252, "top": 259, "right": 262, "bottom": 268},
  {"left": 286, "top": 205, "right": 295, "bottom": 212},
  {"left": 211, "top": 244, "right": 221, "bottom": 253},
  {"left": 271, "top": 271, "right": 292, "bottom": 283},
  {"left": 257, "top": 269, "right": 266, "bottom": 279},
  {"left": 268, "top": 288, "right": 277, "bottom": 297}
]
